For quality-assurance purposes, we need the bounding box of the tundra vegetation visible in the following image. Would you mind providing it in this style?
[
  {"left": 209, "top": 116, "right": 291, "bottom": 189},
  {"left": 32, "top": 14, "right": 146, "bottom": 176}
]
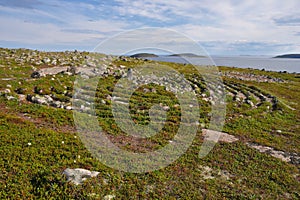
[{"left": 0, "top": 48, "right": 299, "bottom": 199}]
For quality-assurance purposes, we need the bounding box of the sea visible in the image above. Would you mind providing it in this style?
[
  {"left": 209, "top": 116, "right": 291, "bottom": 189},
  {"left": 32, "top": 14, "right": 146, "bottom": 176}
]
[{"left": 145, "top": 56, "right": 300, "bottom": 73}]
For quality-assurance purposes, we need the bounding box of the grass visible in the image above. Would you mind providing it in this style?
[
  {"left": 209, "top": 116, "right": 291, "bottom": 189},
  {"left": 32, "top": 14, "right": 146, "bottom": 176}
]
[{"left": 0, "top": 48, "right": 299, "bottom": 199}]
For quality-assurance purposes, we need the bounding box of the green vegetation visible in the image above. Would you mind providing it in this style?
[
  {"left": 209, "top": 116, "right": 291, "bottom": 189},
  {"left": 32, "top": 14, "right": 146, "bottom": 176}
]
[{"left": 0, "top": 48, "right": 299, "bottom": 199}]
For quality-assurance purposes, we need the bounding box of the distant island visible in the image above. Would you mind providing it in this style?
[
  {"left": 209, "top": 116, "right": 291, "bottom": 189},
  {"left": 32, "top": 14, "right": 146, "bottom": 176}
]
[
  {"left": 130, "top": 53, "right": 159, "bottom": 58},
  {"left": 129, "top": 53, "right": 206, "bottom": 58},
  {"left": 274, "top": 54, "right": 300, "bottom": 59},
  {"left": 168, "top": 53, "right": 206, "bottom": 57}
]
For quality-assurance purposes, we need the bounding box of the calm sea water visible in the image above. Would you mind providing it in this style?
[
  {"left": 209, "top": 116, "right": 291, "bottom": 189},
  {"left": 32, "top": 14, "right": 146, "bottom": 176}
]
[{"left": 146, "top": 56, "right": 300, "bottom": 73}]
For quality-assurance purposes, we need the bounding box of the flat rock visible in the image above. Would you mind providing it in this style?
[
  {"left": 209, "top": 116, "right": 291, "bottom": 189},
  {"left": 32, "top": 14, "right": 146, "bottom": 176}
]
[
  {"left": 39, "top": 66, "right": 69, "bottom": 76},
  {"left": 246, "top": 143, "right": 300, "bottom": 164},
  {"left": 202, "top": 129, "right": 239, "bottom": 143}
]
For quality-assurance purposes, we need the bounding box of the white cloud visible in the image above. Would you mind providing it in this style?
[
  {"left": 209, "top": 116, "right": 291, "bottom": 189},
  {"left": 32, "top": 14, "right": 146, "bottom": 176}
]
[
  {"left": 1, "top": 0, "right": 300, "bottom": 54},
  {"left": 0, "top": 2, "right": 129, "bottom": 48}
]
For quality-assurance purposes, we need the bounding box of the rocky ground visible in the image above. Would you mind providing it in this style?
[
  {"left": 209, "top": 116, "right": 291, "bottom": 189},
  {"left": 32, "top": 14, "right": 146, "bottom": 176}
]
[{"left": 0, "top": 48, "right": 300, "bottom": 199}]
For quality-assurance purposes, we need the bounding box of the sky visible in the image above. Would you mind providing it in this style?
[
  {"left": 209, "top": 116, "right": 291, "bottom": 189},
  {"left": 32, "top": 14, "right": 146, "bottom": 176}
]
[{"left": 0, "top": 0, "right": 300, "bottom": 55}]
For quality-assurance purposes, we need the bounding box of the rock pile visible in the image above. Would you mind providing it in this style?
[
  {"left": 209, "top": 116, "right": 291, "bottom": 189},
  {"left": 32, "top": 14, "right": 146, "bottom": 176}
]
[{"left": 0, "top": 48, "right": 90, "bottom": 68}]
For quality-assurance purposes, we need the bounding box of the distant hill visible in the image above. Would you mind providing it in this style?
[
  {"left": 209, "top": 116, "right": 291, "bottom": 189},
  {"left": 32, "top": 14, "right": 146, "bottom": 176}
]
[
  {"left": 168, "top": 53, "right": 206, "bottom": 57},
  {"left": 130, "top": 53, "right": 159, "bottom": 58},
  {"left": 274, "top": 54, "right": 300, "bottom": 59}
]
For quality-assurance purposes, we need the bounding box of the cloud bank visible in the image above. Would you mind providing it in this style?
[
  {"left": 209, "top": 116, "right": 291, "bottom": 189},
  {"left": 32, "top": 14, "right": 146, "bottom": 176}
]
[{"left": 0, "top": 0, "right": 299, "bottom": 55}]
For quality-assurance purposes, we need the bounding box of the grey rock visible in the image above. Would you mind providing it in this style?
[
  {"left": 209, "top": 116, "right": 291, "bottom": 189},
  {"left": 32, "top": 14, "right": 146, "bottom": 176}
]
[
  {"left": 51, "top": 101, "right": 62, "bottom": 108},
  {"left": 18, "top": 94, "right": 26, "bottom": 101},
  {"left": 4, "top": 88, "right": 11, "bottom": 94},
  {"left": 104, "top": 194, "right": 116, "bottom": 200},
  {"left": 6, "top": 96, "right": 15, "bottom": 101},
  {"left": 202, "top": 129, "right": 239, "bottom": 143},
  {"left": 65, "top": 106, "right": 72, "bottom": 110},
  {"left": 38, "top": 66, "right": 68, "bottom": 76},
  {"left": 246, "top": 100, "right": 255, "bottom": 107},
  {"left": 246, "top": 143, "right": 300, "bottom": 164},
  {"left": 62, "top": 168, "right": 100, "bottom": 185},
  {"left": 127, "top": 68, "right": 133, "bottom": 80},
  {"left": 43, "top": 57, "right": 51, "bottom": 64},
  {"left": 162, "top": 105, "right": 170, "bottom": 111}
]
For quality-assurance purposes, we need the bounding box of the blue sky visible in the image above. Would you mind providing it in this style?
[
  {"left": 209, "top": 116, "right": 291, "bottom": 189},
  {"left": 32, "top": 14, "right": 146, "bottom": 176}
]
[{"left": 0, "top": 0, "right": 300, "bottom": 55}]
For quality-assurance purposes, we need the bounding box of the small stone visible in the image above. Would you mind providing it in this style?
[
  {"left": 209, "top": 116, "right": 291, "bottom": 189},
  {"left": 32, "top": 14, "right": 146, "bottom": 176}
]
[
  {"left": 18, "top": 94, "right": 26, "bottom": 101},
  {"left": 64, "top": 72, "right": 73, "bottom": 76},
  {"left": 143, "top": 88, "right": 150, "bottom": 93},
  {"left": 162, "top": 106, "right": 170, "bottom": 111},
  {"left": 6, "top": 96, "right": 15, "bottom": 101},
  {"left": 276, "top": 130, "right": 282, "bottom": 133},
  {"left": 104, "top": 195, "right": 116, "bottom": 200},
  {"left": 103, "top": 178, "right": 109, "bottom": 185},
  {"left": 31, "top": 71, "right": 41, "bottom": 78},
  {"left": 65, "top": 106, "right": 72, "bottom": 110},
  {"left": 106, "top": 95, "right": 112, "bottom": 100},
  {"left": 43, "top": 57, "right": 51, "bottom": 63},
  {"left": 4, "top": 89, "right": 11, "bottom": 94},
  {"left": 246, "top": 100, "right": 255, "bottom": 107}
]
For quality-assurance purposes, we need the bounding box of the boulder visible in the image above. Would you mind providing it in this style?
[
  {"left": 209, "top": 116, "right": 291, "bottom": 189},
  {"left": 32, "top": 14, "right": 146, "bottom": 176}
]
[{"left": 62, "top": 168, "right": 100, "bottom": 185}]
